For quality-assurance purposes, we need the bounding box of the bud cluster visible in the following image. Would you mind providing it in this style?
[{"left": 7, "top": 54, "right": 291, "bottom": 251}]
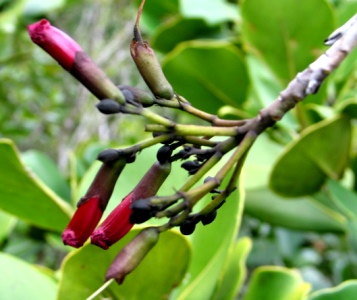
[{"left": 27, "top": 0, "right": 254, "bottom": 292}]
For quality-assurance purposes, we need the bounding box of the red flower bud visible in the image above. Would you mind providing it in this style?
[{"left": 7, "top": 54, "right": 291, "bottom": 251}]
[
  {"left": 62, "top": 158, "right": 127, "bottom": 248},
  {"left": 62, "top": 196, "right": 102, "bottom": 248},
  {"left": 27, "top": 19, "right": 125, "bottom": 103},
  {"left": 91, "top": 193, "right": 134, "bottom": 250},
  {"left": 91, "top": 161, "right": 171, "bottom": 249},
  {"left": 27, "top": 19, "right": 82, "bottom": 71}
]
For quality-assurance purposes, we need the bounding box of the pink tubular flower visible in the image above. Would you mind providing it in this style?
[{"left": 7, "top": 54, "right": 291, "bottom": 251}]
[
  {"left": 91, "top": 193, "right": 134, "bottom": 250},
  {"left": 91, "top": 161, "right": 171, "bottom": 249},
  {"left": 62, "top": 196, "right": 102, "bottom": 248},
  {"left": 27, "top": 19, "right": 125, "bottom": 102},
  {"left": 27, "top": 19, "right": 82, "bottom": 71},
  {"left": 62, "top": 158, "right": 127, "bottom": 248}
]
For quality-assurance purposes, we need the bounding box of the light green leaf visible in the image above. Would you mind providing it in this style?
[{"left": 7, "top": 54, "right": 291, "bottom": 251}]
[
  {"left": 270, "top": 116, "right": 351, "bottom": 197},
  {"left": 21, "top": 150, "right": 71, "bottom": 202},
  {"left": 174, "top": 175, "right": 245, "bottom": 300},
  {"left": 0, "top": 210, "right": 15, "bottom": 243},
  {"left": 179, "top": 0, "right": 239, "bottom": 25},
  {"left": 58, "top": 229, "right": 190, "bottom": 300},
  {"left": 163, "top": 40, "right": 249, "bottom": 114},
  {"left": 243, "top": 266, "right": 311, "bottom": 300},
  {"left": 309, "top": 280, "right": 357, "bottom": 300},
  {"left": 0, "top": 252, "right": 57, "bottom": 300},
  {"left": 213, "top": 237, "right": 252, "bottom": 300},
  {"left": 0, "top": 139, "right": 72, "bottom": 231},
  {"left": 133, "top": 0, "right": 179, "bottom": 34},
  {"left": 245, "top": 188, "right": 346, "bottom": 233},
  {"left": 242, "top": 0, "right": 334, "bottom": 82}
]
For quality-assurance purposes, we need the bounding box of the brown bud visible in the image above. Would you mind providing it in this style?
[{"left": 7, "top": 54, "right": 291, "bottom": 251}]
[
  {"left": 130, "top": 27, "right": 174, "bottom": 100},
  {"left": 105, "top": 227, "right": 159, "bottom": 284}
]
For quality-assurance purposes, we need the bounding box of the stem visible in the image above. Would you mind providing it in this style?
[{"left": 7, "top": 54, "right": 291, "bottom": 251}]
[
  {"left": 154, "top": 98, "right": 246, "bottom": 127},
  {"left": 120, "top": 134, "right": 174, "bottom": 155},
  {"left": 86, "top": 279, "right": 114, "bottom": 300},
  {"left": 146, "top": 124, "right": 239, "bottom": 136}
]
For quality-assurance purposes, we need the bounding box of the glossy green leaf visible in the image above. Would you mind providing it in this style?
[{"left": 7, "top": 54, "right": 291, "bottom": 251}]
[
  {"left": 270, "top": 116, "right": 351, "bottom": 197},
  {"left": 245, "top": 188, "right": 346, "bottom": 233},
  {"left": 0, "top": 252, "right": 57, "bottom": 300},
  {"left": 151, "top": 16, "right": 220, "bottom": 53},
  {"left": 326, "top": 180, "right": 357, "bottom": 222},
  {"left": 21, "top": 150, "right": 71, "bottom": 202},
  {"left": 243, "top": 266, "right": 310, "bottom": 300},
  {"left": 174, "top": 175, "right": 245, "bottom": 300},
  {"left": 58, "top": 229, "right": 190, "bottom": 300},
  {"left": 241, "top": 0, "right": 334, "bottom": 82},
  {"left": 163, "top": 40, "right": 249, "bottom": 114},
  {"left": 213, "top": 237, "right": 252, "bottom": 300},
  {"left": 0, "top": 139, "right": 72, "bottom": 231},
  {"left": 179, "top": 0, "right": 239, "bottom": 25},
  {"left": 309, "top": 280, "right": 357, "bottom": 300},
  {"left": 133, "top": 0, "right": 179, "bottom": 34},
  {"left": 0, "top": 210, "right": 15, "bottom": 243}
]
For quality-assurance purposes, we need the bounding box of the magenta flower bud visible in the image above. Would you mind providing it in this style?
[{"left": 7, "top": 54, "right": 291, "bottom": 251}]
[
  {"left": 27, "top": 19, "right": 82, "bottom": 70},
  {"left": 62, "top": 158, "right": 127, "bottom": 248},
  {"left": 105, "top": 227, "right": 159, "bottom": 284},
  {"left": 27, "top": 19, "right": 125, "bottom": 103},
  {"left": 91, "top": 161, "right": 171, "bottom": 249},
  {"left": 91, "top": 193, "right": 134, "bottom": 250}
]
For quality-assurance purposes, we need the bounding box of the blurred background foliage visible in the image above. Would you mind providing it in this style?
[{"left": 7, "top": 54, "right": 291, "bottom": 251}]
[{"left": 2, "top": 0, "right": 357, "bottom": 299}]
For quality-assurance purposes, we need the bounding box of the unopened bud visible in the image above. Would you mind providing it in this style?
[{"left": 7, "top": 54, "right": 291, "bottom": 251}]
[
  {"left": 130, "top": 27, "right": 174, "bottom": 100},
  {"left": 156, "top": 145, "right": 172, "bottom": 164},
  {"left": 105, "top": 227, "right": 159, "bottom": 284},
  {"left": 201, "top": 210, "right": 217, "bottom": 226},
  {"left": 118, "top": 85, "right": 155, "bottom": 107},
  {"left": 180, "top": 221, "right": 196, "bottom": 235},
  {"left": 96, "top": 99, "right": 121, "bottom": 114}
]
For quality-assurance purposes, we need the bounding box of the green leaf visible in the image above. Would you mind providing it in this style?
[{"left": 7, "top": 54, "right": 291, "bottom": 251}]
[
  {"left": 133, "top": 0, "right": 179, "bottom": 34},
  {"left": 151, "top": 16, "right": 220, "bottom": 53},
  {"left": 0, "top": 252, "right": 57, "bottom": 300},
  {"left": 243, "top": 266, "right": 310, "bottom": 300},
  {"left": 270, "top": 116, "right": 351, "bottom": 197},
  {"left": 245, "top": 188, "right": 346, "bottom": 232},
  {"left": 213, "top": 237, "right": 252, "bottom": 300},
  {"left": 0, "top": 139, "right": 72, "bottom": 231},
  {"left": 174, "top": 176, "right": 245, "bottom": 300},
  {"left": 309, "top": 280, "right": 357, "bottom": 300},
  {"left": 21, "top": 150, "right": 71, "bottom": 202},
  {"left": 58, "top": 229, "right": 190, "bottom": 300},
  {"left": 0, "top": 210, "right": 15, "bottom": 243},
  {"left": 325, "top": 180, "right": 357, "bottom": 222},
  {"left": 179, "top": 0, "right": 239, "bottom": 25},
  {"left": 241, "top": 0, "right": 334, "bottom": 82},
  {"left": 163, "top": 40, "right": 249, "bottom": 114}
]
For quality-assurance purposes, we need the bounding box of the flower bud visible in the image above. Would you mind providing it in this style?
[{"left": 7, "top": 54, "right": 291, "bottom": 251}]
[
  {"left": 96, "top": 99, "right": 121, "bottom": 114},
  {"left": 201, "top": 210, "right": 217, "bottom": 226},
  {"left": 91, "top": 161, "right": 171, "bottom": 249},
  {"left": 130, "top": 27, "right": 174, "bottom": 99},
  {"left": 105, "top": 227, "right": 159, "bottom": 284},
  {"left": 118, "top": 85, "right": 155, "bottom": 107},
  {"left": 62, "top": 158, "right": 127, "bottom": 248},
  {"left": 27, "top": 19, "right": 125, "bottom": 103}
]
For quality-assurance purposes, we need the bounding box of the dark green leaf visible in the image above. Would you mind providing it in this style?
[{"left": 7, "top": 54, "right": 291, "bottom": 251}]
[
  {"left": 0, "top": 139, "right": 71, "bottom": 231},
  {"left": 270, "top": 116, "right": 351, "bottom": 197},
  {"left": 163, "top": 40, "right": 249, "bottom": 114}
]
